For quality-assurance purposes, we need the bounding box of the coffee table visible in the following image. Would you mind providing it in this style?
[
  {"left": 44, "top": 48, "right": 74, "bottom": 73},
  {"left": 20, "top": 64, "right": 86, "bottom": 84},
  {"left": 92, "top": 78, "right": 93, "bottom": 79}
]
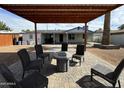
[{"left": 53, "top": 51, "right": 71, "bottom": 72}]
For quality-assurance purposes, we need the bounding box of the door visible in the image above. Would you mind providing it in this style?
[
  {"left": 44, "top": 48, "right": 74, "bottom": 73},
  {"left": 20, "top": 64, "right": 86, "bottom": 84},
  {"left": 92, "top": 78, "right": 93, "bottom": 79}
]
[{"left": 59, "top": 34, "right": 63, "bottom": 43}]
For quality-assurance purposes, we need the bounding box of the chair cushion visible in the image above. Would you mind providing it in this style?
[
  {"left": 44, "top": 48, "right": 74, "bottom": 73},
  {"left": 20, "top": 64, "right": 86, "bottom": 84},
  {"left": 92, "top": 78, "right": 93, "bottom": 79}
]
[
  {"left": 19, "top": 72, "right": 48, "bottom": 88},
  {"left": 92, "top": 64, "right": 113, "bottom": 75},
  {"left": 91, "top": 64, "right": 115, "bottom": 83}
]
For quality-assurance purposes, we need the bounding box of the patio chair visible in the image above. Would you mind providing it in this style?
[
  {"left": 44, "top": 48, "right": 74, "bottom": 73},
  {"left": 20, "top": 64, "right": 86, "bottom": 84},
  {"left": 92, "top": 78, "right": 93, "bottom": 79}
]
[
  {"left": 35, "top": 44, "right": 50, "bottom": 64},
  {"left": 71, "top": 44, "right": 84, "bottom": 66},
  {"left": 91, "top": 58, "right": 124, "bottom": 88},
  {"left": 61, "top": 42, "right": 68, "bottom": 51},
  {"left": 0, "top": 64, "right": 48, "bottom": 88},
  {"left": 17, "top": 49, "right": 42, "bottom": 79}
]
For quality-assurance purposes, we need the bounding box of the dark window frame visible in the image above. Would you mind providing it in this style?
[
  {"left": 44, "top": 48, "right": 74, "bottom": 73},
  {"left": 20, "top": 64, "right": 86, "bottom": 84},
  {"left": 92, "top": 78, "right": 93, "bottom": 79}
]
[{"left": 68, "top": 34, "right": 75, "bottom": 40}]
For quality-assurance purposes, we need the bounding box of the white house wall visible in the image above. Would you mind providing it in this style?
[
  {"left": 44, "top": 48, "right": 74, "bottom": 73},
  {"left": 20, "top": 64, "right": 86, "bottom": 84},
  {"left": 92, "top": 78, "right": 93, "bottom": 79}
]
[
  {"left": 93, "top": 33, "right": 103, "bottom": 43},
  {"left": 37, "top": 33, "right": 41, "bottom": 44},
  {"left": 41, "top": 34, "right": 45, "bottom": 44},
  {"left": 23, "top": 33, "right": 41, "bottom": 45},
  {"left": 87, "top": 33, "right": 93, "bottom": 42},
  {"left": 68, "top": 34, "right": 83, "bottom": 44},
  {"left": 22, "top": 31, "right": 93, "bottom": 44},
  {"left": 55, "top": 34, "right": 59, "bottom": 43},
  {"left": 111, "top": 34, "right": 124, "bottom": 46},
  {"left": 53, "top": 34, "right": 66, "bottom": 43},
  {"left": 63, "top": 34, "right": 67, "bottom": 42},
  {"left": 22, "top": 34, "right": 29, "bottom": 45}
]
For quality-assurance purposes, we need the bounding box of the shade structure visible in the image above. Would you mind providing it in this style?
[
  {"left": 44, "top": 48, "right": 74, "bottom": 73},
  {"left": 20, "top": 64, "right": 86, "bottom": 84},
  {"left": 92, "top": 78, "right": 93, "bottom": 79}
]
[
  {"left": 0, "top": 4, "right": 123, "bottom": 47},
  {"left": 0, "top": 4, "right": 122, "bottom": 23}
]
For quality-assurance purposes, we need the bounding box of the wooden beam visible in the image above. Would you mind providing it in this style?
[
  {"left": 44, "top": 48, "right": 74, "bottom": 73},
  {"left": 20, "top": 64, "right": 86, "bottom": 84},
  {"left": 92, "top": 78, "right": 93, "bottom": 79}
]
[
  {"left": 20, "top": 15, "right": 98, "bottom": 19},
  {"left": 19, "top": 16, "right": 93, "bottom": 23},
  {"left": 29, "top": 18, "right": 89, "bottom": 23},
  {"left": 10, "top": 9, "right": 107, "bottom": 12},
  {"left": 13, "top": 12, "right": 103, "bottom": 16}
]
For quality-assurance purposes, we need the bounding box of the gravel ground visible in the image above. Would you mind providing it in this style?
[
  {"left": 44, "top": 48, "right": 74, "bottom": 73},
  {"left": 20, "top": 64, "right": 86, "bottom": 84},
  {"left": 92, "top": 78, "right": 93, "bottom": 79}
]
[{"left": 87, "top": 47, "right": 124, "bottom": 66}]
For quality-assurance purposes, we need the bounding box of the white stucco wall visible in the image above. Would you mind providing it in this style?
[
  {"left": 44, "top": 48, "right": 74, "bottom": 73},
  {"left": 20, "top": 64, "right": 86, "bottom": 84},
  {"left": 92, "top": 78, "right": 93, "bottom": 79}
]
[
  {"left": 22, "top": 32, "right": 93, "bottom": 44},
  {"left": 63, "top": 34, "right": 67, "bottom": 42},
  {"left": 111, "top": 34, "right": 124, "bottom": 46},
  {"left": 54, "top": 34, "right": 67, "bottom": 43},
  {"left": 41, "top": 34, "right": 45, "bottom": 44},
  {"left": 43, "top": 33, "right": 91, "bottom": 44},
  {"left": 22, "top": 33, "right": 41, "bottom": 45},
  {"left": 68, "top": 34, "right": 83, "bottom": 44},
  {"left": 87, "top": 33, "right": 93, "bottom": 42},
  {"left": 55, "top": 34, "right": 59, "bottom": 43},
  {"left": 93, "top": 33, "right": 103, "bottom": 43}
]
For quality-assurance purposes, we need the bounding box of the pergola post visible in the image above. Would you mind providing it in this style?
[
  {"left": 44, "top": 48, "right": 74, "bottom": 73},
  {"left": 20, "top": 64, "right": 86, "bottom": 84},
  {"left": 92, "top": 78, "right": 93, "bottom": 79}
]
[
  {"left": 102, "top": 11, "right": 111, "bottom": 45},
  {"left": 84, "top": 23, "right": 88, "bottom": 51},
  {"left": 34, "top": 23, "right": 38, "bottom": 45}
]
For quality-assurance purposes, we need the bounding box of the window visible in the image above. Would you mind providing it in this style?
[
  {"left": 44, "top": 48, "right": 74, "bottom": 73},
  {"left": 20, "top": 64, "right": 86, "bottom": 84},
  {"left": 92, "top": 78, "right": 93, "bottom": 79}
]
[
  {"left": 29, "top": 34, "right": 33, "bottom": 39},
  {"left": 68, "top": 34, "right": 75, "bottom": 40}
]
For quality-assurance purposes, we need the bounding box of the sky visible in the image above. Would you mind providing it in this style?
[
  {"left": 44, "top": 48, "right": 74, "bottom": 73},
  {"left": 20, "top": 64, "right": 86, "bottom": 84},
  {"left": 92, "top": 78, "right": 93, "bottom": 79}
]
[{"left": 0, "top": 5, "right": 124, "bottom": 32}]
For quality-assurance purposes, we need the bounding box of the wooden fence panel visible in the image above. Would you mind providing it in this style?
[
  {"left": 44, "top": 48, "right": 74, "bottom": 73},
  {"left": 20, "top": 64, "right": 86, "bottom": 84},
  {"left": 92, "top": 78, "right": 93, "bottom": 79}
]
[{"left": 0, "top": 34, "right": 13, "bottom": 46}]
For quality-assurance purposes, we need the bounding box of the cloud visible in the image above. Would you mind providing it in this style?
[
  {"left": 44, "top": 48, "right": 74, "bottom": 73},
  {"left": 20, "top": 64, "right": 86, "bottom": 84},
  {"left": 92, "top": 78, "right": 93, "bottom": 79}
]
[
  {"left": 111, "top": 5, "right": 124, "bottom": 29},
  {"left": 88, "top": 15, "right": 104, "bottom": 31}
]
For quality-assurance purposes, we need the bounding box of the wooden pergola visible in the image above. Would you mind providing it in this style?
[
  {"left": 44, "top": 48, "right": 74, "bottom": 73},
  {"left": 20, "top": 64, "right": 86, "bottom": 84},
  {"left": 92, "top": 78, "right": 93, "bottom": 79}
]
[{"left": 0, "top": 4, "right": 122, "bottom": 50}]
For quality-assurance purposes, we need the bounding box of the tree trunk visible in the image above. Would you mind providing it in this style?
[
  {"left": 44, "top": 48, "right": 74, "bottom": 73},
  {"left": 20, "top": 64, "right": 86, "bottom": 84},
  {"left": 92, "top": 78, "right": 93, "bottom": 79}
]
[{"left": 102, "top": 12, "right": 111, "bottom": 45}]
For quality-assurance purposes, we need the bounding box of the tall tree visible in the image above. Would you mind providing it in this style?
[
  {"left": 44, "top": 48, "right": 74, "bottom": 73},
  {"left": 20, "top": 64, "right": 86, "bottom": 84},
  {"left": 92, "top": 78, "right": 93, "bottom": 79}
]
[
  {"left": 118, "top": 24, "right": 124, "bottom": 30},
  {"left": 0, "top": 21, "right": 11, "bottom": 31},
  {"left": 102, "top": 12, "right": 111, "bottom": 45}
]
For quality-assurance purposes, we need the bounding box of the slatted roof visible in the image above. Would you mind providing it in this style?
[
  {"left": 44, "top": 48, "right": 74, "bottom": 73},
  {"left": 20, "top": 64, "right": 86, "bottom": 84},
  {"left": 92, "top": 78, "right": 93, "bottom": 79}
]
[{"left": 0, "top": 4, "right": 122, "bottom": 23}]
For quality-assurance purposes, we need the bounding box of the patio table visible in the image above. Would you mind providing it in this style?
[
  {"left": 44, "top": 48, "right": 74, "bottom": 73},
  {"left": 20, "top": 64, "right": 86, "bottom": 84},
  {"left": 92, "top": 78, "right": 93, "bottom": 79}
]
[{"left": 53, "top": 51, "right": 72, "bottom": 72}]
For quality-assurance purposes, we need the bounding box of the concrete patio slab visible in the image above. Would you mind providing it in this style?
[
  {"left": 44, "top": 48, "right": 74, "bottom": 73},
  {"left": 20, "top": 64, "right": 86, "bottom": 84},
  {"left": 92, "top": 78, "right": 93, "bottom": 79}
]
[{"left": 0, "top": 49, "right": 124, "bottom": 88}]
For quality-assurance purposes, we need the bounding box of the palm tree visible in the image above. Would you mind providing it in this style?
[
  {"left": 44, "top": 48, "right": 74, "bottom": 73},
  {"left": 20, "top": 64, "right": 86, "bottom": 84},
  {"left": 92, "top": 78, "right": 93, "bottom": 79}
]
[
  {"left": 102, "top": 12, "right": 111, "bottom": 45},
  {"left": 0, "top": 21, "right": 11, "bottom": 31}
]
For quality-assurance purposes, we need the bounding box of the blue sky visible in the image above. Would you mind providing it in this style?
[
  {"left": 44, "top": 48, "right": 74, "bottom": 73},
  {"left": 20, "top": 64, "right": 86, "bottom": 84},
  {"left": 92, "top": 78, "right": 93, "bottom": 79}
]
[{"left": 0, "top": 5, "right": 124, "bottom": 32}]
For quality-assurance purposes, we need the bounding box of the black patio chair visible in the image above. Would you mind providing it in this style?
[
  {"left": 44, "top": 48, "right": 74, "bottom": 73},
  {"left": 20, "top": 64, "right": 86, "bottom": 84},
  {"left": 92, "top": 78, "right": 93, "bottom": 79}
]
[
  {"left": 91, "top": 58, "right": 124, "bottom": 88},
  {"left": 61, "top": 42, "right": 68, "bottom": 51},
  {"left": 71, "top": 44, "right": 84, "bottom": 66},
  {"left": 17, "top": 49, "right": 42, "bottom": 79},
  {"left": 35, "top": 44, "right": 50, "bottom": 64},
  {"left": 0, "top": 64, "right": 48, "bottom": 88}
]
